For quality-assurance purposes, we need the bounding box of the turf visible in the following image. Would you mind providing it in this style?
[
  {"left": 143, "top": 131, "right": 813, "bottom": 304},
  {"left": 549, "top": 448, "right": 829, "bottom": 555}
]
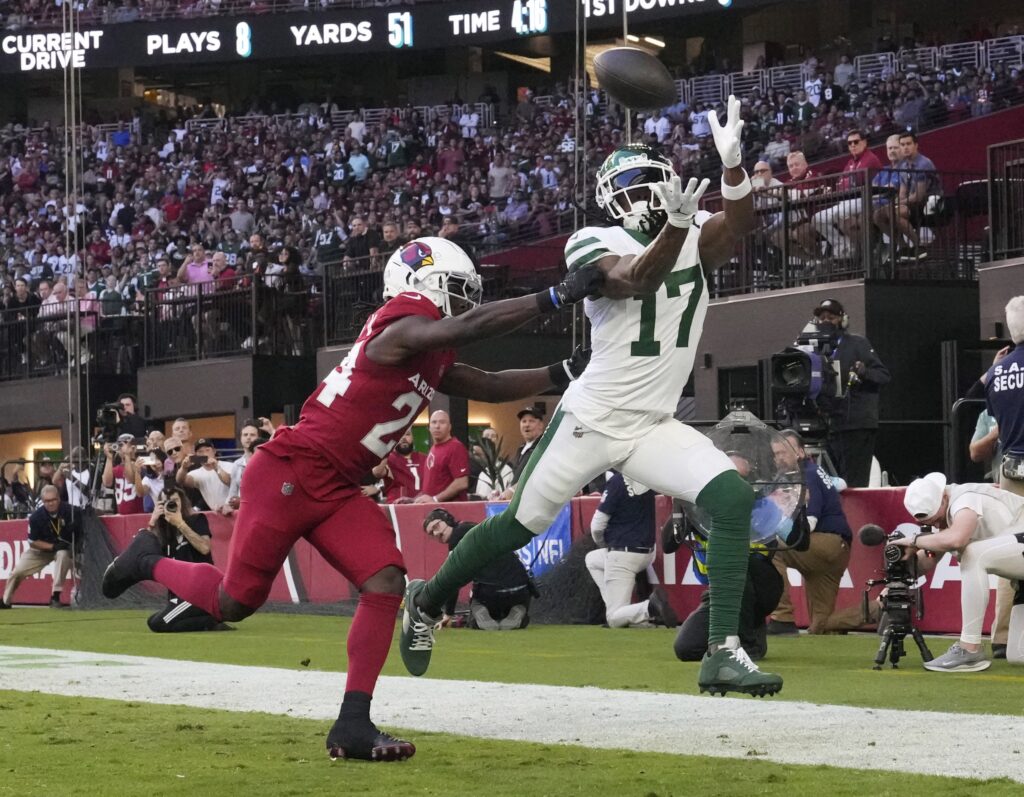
[
  {"left": 2, "top": 609, "right": 1023, "bottom": 715},
  {"left": 0, "top": 690, "right": 1018, "bottom": 797}
]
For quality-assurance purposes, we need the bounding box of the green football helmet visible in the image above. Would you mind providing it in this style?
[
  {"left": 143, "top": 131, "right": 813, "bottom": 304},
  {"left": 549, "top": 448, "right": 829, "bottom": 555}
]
[{"left": 594, "top": 145, "right": 675, "bottom": 235}]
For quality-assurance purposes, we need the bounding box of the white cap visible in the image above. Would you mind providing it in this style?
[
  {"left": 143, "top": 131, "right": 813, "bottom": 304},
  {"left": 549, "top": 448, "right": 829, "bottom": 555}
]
[{"left": 903, "top": 472, "right": 947, "bottom": 519}]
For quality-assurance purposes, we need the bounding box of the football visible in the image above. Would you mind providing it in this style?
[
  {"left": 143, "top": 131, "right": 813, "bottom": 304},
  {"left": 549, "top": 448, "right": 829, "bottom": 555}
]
[{"left": 593, "top": 47, "right": 677, "bottom": 111}]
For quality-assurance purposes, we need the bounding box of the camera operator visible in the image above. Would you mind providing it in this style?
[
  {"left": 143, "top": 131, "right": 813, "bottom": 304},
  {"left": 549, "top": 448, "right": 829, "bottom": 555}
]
[
  {"left": 812, "top": 299, "right": 890, "bottom": 487},
  {"left": 423, "top": 507, "right": 533, "bottom": 630},
  {"left": 116, "top": 393, "right": 148, "bottom": 439},
  {"left": 0, "top": 485, "right": 78, "bottom": 609},
  {"left": 101, "top": 434, "right": 144, "bottom": 515},
  {"left": 894, "top": 472, "right": 1024, "bottom": 672},
  {"left": 176, "top": 438, "right": 230, "bottom": 512},
  {"left": 143, "top": 486, "right": 232, "bottom": 632},
  {"left": 767, "top": 430, "right": 853, "bottom": 635}
]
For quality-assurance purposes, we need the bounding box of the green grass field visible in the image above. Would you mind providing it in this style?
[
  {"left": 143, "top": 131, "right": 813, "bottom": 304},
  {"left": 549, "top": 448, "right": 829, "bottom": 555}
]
[{"left": 2, "top": 609, "right": 1022, "bottom": 796}]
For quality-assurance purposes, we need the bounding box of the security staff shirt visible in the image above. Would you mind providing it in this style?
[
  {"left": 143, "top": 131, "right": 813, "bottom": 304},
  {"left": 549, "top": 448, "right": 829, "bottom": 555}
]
[
  {"left": 597, "top": 472, "right": 657, "bottom": 549},
  {"left": 986, "top": 347, "right": 1024, "bottom": 455}
]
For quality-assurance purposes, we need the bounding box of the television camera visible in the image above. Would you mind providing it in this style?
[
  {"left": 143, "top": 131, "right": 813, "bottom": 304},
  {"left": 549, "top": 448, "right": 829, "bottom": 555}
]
[
  {"left": 769, "top": 321, "right": 847, "bottom": 442},
  {"left": 858, "top": 522, "right": 935, "bottom": 669}
]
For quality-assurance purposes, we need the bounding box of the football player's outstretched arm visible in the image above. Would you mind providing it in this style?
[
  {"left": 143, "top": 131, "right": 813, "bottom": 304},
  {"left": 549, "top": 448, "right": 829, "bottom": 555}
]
[
  {"left": 438, "top": 345, "right": 590, "bottom": 402},
  {"left": 366, "top": 267, "right": 603, "bottom": 365},
  {"left": 698, "top": 95, "right": 757, "bottom": 271},
  {"left": 592, "top": 175, "right": 710, "bottom": 300}
]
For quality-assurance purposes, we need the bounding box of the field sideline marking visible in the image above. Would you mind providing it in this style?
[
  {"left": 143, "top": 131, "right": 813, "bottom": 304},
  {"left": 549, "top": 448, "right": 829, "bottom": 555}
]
[{"left": 1, "top": 644, "right": 1022, "bottom": 782}]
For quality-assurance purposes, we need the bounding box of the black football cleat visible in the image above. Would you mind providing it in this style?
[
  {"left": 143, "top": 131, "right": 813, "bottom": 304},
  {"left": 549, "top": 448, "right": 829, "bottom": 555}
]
[
  {"left": 102, "top": 529, "right": 163, "bottom": 599},
  {"left": 325, "top": 719, "right": 416, "bottom": 762}
]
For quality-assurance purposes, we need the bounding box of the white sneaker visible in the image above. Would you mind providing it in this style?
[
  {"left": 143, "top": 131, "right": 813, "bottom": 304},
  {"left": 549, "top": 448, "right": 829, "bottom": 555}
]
[{"left": 923, "top": 642, "right": 991, "bottom": 673}]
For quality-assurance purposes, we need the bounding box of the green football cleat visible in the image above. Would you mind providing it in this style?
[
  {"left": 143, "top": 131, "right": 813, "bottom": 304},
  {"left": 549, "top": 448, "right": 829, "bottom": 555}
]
[
  {"left": 399, "top": 579, "right": 439, "bottom": 677},
  {"left": 698, "top": 644, "right": 783, "bottom": 697}
]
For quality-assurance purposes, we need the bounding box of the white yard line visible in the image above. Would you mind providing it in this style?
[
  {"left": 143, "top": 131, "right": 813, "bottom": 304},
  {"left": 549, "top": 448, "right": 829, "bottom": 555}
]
[{"left": 1, "top": 644, "right": 1022, "bottom": 782}]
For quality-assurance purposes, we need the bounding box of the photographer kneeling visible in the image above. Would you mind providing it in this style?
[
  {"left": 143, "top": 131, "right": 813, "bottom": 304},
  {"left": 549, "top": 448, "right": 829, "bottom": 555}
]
[
  {"left": 145, "top": 486, "right": 232, "bottom": 633},
  {"left": 895, "top": 472, "right": 1024, "bottom": 672},
  {"left": 423, "top": 508, "right": 533, "bottom": 630}
]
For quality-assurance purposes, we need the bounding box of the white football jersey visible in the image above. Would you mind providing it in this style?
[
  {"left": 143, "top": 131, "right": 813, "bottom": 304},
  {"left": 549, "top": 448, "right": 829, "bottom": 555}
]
[
  {"left": 946, "top": 484, "right": 1024, "bottom": 544},
  {"left": 561, "top": 215, "right": 711, "bottom": 439}
]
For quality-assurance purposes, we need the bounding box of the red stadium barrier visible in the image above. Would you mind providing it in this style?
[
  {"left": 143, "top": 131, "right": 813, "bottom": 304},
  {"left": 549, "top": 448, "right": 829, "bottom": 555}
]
[{"left": 0, "top": 489, "right": 998, "bottom": 634}]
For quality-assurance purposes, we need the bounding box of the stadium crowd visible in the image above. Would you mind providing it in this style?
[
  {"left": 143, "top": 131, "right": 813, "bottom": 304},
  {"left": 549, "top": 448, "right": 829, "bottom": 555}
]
[{"left": 1, "top": 36, "right": 1022, "bottom": 358}]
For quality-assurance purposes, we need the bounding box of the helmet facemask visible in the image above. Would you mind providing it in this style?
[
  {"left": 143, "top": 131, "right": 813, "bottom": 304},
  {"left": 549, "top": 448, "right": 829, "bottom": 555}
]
[
  {"left": 419, "top": 268, "right": 483, "bottom": 317},
  {"left": 596, "top": 157, "right": 675, "bottom": 237}
]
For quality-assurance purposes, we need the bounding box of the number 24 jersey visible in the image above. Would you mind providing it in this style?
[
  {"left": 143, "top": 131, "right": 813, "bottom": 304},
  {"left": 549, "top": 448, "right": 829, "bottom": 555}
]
[
  {"left": 560, "top": 216, "right": 710, "bottom": 438},
  {"left": 261, "top": 293, "right": 456, "bottom": 500}
]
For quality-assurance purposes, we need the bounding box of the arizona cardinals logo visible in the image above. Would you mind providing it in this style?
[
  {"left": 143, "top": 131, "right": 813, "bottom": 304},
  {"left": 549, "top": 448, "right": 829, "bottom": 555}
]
[{"left": 399, "top": 241, "right": 434, "bottom": 270}]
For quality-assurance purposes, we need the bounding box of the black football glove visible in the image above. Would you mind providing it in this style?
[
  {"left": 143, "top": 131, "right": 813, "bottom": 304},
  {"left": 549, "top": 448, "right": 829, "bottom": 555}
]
[
  {"left": 547, "top": 345, "right": 591, "bottom": 389},
  {"left": 538, "top": 264, "right": 605, "bottom": 312}
]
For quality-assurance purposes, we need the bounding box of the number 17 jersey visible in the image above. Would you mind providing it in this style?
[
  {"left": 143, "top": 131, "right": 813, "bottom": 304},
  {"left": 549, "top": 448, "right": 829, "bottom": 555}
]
[
  {"left": 561, "top": 216, "right": 710, "bottom": 439},
  {"left": 261, "top": 293, "right": 456, "bottom": 500}
]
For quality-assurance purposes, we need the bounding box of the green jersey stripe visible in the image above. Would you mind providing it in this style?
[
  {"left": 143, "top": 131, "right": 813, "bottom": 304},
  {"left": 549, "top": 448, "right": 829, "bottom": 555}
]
[
  {"left": 565, "top": 236, "right": 601, "bottom": 258},
  {"left": 567, "top": 248, "right": 610, "bottom": 271}
]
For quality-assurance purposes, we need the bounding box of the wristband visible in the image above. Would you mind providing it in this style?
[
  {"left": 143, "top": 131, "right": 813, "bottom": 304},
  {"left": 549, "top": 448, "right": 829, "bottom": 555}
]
[
  {"left": 547, "top": 360, "right": 572, "bottom": 390},
  {"left": 536, "top": 287, "right": 559, "bottom": 313},
  {"left": 720, "top": 170, "right": 752, "bottom": 201}
]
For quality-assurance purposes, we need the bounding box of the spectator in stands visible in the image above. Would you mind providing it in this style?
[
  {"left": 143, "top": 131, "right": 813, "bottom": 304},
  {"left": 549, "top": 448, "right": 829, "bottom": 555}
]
[
  {"left": 810, "top": 129, "right": 883, "bottom": 259},
  {"left": 372, "top": 430, "right": 427, "bottom": 504},
  {"left": 176, "top": 437, "right": 230, "bottom": 512},
  {"left": 32, "top": 456, "right": 56, "bottom": 502},
  {"left": 876, "top": 130, "right": 937, "bottom": 261},
  {"left": 0, "top": 485, "right": 78, "bottom": 610},
  {"left": 763, "top": 130, "right": 791, "bottom": 168},
  {"left": 343, "top": 216, "right": 380, "bottom": 270},
  {"left": 415, "top": 410, "right": 470, "bottom": 504},
  {"left": 488, "top": 152, "right": 515, "bottom": 204},
  {"left": 773, "top": 151, "right": 824, "bottom": 262},
  {"left": 869, "top": 134, "right": 906, "bottom": 253},
  {"left": 102, "top": 433, "right": 144, "bottom": 515},
  {"left": 834, "top": 55, "right": 855, "bottom": 88},
  {"left": 766, "top": 430, "right": 852, "bottom": 635}
]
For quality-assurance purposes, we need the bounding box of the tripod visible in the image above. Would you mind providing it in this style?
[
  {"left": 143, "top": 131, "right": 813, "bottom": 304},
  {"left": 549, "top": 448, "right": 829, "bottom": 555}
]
[{"left": 864, "top": 580, "right": 934, "bottom": 669}]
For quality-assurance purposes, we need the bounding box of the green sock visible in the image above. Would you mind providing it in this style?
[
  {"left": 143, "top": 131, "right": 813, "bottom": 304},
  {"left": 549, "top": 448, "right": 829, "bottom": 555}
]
[
  {"left": 698, "top": 470, "right": 754, "bottom": 647},
  {"left": 420, "top": 512, "right": 535, "bottom": 615}
]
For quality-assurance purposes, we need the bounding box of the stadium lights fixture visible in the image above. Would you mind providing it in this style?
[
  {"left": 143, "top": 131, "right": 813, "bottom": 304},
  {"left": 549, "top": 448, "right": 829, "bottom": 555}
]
[{"left": 644, "top": 36, "right": 666, "bottom": 48}]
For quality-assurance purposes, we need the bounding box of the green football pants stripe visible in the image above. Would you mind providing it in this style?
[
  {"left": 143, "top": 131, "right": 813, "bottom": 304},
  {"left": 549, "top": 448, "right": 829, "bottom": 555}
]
[
  {"left": 420, "top": 407, "right": 566, "bottom": 614},
  {"left": 697, "top": 470, "right": 754, "bottom": 646}
]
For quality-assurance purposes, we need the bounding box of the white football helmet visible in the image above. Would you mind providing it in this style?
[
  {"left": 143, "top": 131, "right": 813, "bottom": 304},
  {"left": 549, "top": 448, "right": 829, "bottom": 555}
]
[
  {"left": 595, "top": 145, "right": 676, "bottom": 235},
  {"left": 382, "top": 236, "right": 483, "bottom": 317}
]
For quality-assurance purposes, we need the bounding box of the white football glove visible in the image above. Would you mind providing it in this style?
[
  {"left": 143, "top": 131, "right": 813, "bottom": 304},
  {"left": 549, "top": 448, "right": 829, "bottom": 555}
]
[
  {"left": 652, "top": 175, "right": 711, "bottom": 229},
  {"left": 709, "top": 94, "right": 744, "bottom": 169}
]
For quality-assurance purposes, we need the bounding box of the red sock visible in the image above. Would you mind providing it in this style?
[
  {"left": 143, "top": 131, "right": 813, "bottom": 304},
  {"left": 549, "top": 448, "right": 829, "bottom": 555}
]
[
  {"left": 152, "top": 559, "right": 225, "bottom": 621},
  {"left": 345, "top": 592, "right": 401, "bottom": 696}
]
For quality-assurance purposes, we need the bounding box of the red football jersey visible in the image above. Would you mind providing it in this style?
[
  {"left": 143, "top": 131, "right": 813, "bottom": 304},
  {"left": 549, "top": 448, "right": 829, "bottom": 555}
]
[
  {"left": 262, "top": 293, "right": 456, "bottom": 500},
  {"left": 383, "top": 450, "right": 427, "bottom": 503}
]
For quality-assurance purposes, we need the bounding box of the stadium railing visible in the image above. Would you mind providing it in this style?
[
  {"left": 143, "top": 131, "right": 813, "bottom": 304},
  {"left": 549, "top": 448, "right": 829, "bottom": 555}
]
[
  {"left": 702, "top": 168, "right": 986, "bottom": 298},
  {"left": 0, "top": 304, "right": 140, "bottom": 383},
  {"left": 987, "top": 137, "right": 1024, "bottom": 262},
  {"left": 142, "top": 273, "right": 322, "bottom": 365},
  {"left": 183, "top": 102, "right": 495, "bottom": 136}
]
